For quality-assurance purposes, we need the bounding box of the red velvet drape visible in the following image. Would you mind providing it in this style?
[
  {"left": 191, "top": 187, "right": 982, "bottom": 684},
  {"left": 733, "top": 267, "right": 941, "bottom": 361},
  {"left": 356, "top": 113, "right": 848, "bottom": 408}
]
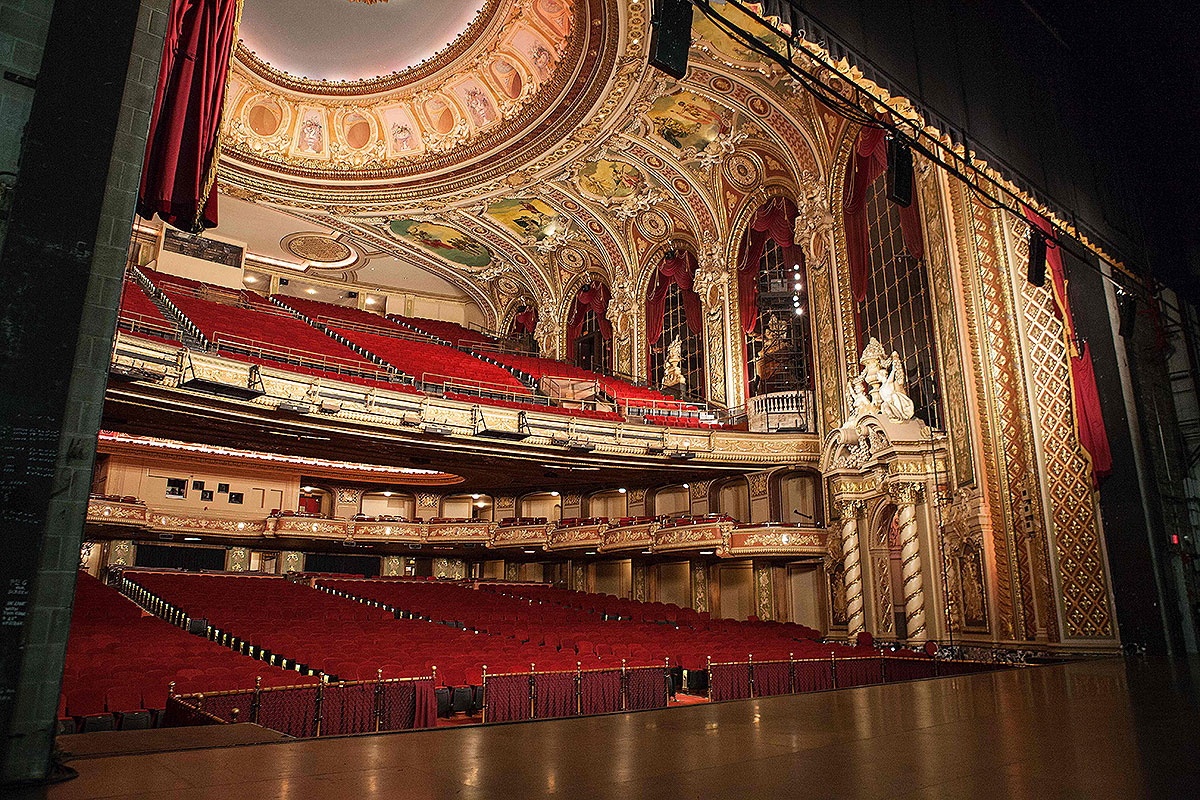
[
  {"left": 1025, "top": 209, "right": 1113, "bottom": 484},
  {"left": 646, "top": 250, "right": 702, "bottom": 345},
  {"left": 736, "top": 197, "right": 806, "bottom": 334},
  {"left": 566, "top": 281, "right": 612, "bottom": 360},
  {"left": 513, "top": 305, "right": 538, "bottom": 335},
  {"left": 137, "top": 0, "right": 243, "bottom": 232},
  {"left": 842, "top": 125, "right": 925, "bottom": 302}
]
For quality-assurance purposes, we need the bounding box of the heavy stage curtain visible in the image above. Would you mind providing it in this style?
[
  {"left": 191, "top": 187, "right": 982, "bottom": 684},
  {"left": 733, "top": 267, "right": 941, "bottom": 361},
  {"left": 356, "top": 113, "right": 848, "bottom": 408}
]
[
  {"left": 646, "top": 250, "right": 702, "bottom": 344},
  {"left": 1025, "top": 209, "right": 1113, "bottom": 484},
  {"left": 566, "top": 281, "right": 611, "bottom": 360},
  {"left": 137, "top": 0, "right": 243, "bottom": 232},
  {"left": 842, "top": 124, "right": 924, "bottom": 302},
  {"left": 736, "top": 196, "right": 805, "bottom": 334}
]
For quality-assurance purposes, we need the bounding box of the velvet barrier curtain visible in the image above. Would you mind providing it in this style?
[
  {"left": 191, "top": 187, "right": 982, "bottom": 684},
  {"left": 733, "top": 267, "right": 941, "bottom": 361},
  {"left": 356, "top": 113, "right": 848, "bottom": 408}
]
[
  {"left": 625, "top": 668, "right": 668, "bottom": 710},
  {"left": 580, "top": 669, "right": 621, "bottom": 714},
  {"left": 646, "top": 250, "right": 702, "bottom": 344},
  {"left": 708, "top": 663, "right": 750, "bottom": 702},
  {"left": 412, "top": 678, "right": 437, "bottom": 729},
  {"left": 736, "top": 197, "right": 804, "bottom": 333},
  {"left": 842, "top": 125, "right": 925, "bottom": 302},
  {"left": 534, "top": 673, "right": 576, "bottom": 718},
  {"left": 485, "top": 674, "right": 531, "bottom": 723},
  {"left": 1025, "top": 209, "right": 1113, "bottom": 484},
  {"left": 137, "top": 0, "right": 243, "bottom": 232},
  {"left": 565, "top": 281, "right": 612, "bottom": 360}
]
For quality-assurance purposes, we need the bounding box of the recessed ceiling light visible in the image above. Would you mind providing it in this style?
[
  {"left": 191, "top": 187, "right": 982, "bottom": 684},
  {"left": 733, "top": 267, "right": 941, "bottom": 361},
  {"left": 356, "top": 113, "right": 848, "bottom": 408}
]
[
  {"left": 618, "top": 488, "right": 627, "bottom": 494},
  {"left": 365, "top": 297, "right": 376, "bottom": 305},
  {"left": 472, "top": 493, "right": 481, "bottom": 499},
  {"left": 382, "top": 491, "right": 392, "bottom": 497},
  {"left": 586, "top": 551, "right": 596, "bottom": 555},
  {"left": 183, "top": 536, "right": 201, "bottom": 542},
  {"left": 524, "top": 549, "right": 536, "bottom": 554},
  {"left": 550, "top": 491, "right": 559, "bottom": 497},
  {"left": 306, "top": 288, "right": 317, "bottom": 295},
  {"left": 699, "top": 550, "right": 714, "bottom": 555},
  {"left": 682, "top": 483, "right": 689, "bottom": 489},
  {"left": 244, "top": 276, "right": 257, "bottom": 283}
]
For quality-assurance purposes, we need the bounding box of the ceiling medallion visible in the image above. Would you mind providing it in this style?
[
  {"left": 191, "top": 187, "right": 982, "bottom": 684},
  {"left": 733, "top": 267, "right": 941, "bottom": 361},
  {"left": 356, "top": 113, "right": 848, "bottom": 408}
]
[{"left": 285, "top": 234, "right": 354, "bottom": 263}]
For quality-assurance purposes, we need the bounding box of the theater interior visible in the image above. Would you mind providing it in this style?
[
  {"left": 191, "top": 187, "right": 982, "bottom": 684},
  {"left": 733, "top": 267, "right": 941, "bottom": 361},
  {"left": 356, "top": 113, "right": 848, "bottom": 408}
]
[{"left": 3, "top": 0, "right": 1200, "bottom": 796}]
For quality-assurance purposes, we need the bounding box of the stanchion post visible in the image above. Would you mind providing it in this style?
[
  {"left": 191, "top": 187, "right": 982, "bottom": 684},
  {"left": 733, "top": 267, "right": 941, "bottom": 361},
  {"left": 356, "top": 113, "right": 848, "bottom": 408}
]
[
  {"left": 880, "top": 653, "right": 887, "bottom": 683},
  {"left": 748, "top": 654, "right": 755, "bottom": 699},
  {"left": 664, "top": 656, "right": 671, "bottom": 705},
  {"left": 621, "top": 658, "right": 627, "bottom": 711},
  {"left": 375, "top": 669, "right": 383, "bottom": 732},
  {"left": 481, "top": 667, "right": 488, "bottom": 724},
  {"left": 529, "top": 663, "right": 536, "bottom": 719},
  {"left": 251, "top": 676, "right": 262, "bottom": 724},
  {"left": 706, "top": 656, "right": 712, "bottom": 702},
  {"left": 830, "top": 653, "right": 838, "bottom": 688},
  {"left": 576, "top": 662, "right": 582, "bottom": 716},
  {"left": 789, "top": 652, "right": 795, "bottom": 694},
  {"left": 314, "top": 681, "right": 324, "bottom": 737}
]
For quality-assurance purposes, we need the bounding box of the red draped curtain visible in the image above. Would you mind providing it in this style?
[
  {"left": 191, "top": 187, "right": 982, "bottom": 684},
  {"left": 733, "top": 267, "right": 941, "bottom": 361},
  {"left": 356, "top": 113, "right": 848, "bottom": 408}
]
[
  {"left": 566, "top": 280, "right": 612, "bottom": 360},
  {"left": 137, "top": 0, "right": 243, "bottom": 232},
  {"left": 1025, "top": 209, "right": 1113, "bottom": 484},
  {"left": 736, "top": 196, "right": 805, "bottom": 334},
  {"left": 843, "top": 124, "right": 925, "bottom": 303},
  {"left": 646, "top": 249, "right": 702, "bottom": 345},
  {"left": 513, "top": 304, "right": 538, "bottom": 335}
]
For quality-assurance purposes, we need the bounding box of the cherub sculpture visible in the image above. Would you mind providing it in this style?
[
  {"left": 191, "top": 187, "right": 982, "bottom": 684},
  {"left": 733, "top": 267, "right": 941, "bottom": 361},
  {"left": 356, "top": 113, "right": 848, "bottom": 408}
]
[{"left": 880, "top": 351, "right": 916, "bottom": 421}]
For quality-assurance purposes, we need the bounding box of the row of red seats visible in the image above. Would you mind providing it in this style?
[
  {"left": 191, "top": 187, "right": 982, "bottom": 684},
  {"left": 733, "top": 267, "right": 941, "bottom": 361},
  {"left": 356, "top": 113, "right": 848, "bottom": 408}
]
[
  {"left": 483, "top": 351, "right": 689, "bottom": 409},
  {"left": 389, "top": 314, "right": 496, "bottom": 347},
  {"left": 62, "top": 573, "right": 309, "bottom": 733},
  {"left": 330, "top": 325, "right": 529, "bottom": 394},
  {"left": 643, "top": 413, "right": 725, "bottom": 429},
  {"left": 442, "top": 391, "right": 623, "bottom": 421}
]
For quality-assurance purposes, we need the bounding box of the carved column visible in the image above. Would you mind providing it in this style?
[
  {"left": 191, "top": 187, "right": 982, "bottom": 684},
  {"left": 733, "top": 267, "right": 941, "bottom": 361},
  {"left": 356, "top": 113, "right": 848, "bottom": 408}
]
[
  {"left": 690, "top": 559, "right": 709, "bottom": 613},
  {"left": 694, "top": 232, "right": 731, "bottom": 407},
  {"left": 632, "top": 560, "right": 648, "bottom": 603},
  {"left": 836, "top": 499, "right": 866, "bottom": 636},
  {"left": 607, "top": 272, "right": 637, "bottom": 378},
  {"left": 381, "top": 555, "right": 403, "bottom": 577},
  {"left": 753, "top": 560, "right": 774, "bottom": 621},
  {"left": 891, "top": 483, "right": 927, "bottom": 641}
]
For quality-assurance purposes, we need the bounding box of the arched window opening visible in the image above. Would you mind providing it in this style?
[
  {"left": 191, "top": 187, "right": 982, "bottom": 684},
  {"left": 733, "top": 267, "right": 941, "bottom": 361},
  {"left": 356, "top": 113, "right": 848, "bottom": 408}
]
[
  {"left": 646, "top": 249, "right": 704, "bottom": 402},
  {"left": 858, "top": 170, "right": 942, "bottom": 428},
  {"left": 566, "top": 280, "right": 612, "bottom": 373},
  {"left": 508, "top": 303, "right": 537, "bottom": 353},
  {"left": 737, "top": 197, "right": 813, "bottom": 397}
]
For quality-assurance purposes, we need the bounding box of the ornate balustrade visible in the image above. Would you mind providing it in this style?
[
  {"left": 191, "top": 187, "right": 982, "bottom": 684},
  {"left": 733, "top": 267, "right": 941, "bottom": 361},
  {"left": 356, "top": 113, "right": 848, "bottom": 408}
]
[
  {"left": 110, "top": 332, "right": 822, "bottom": 467},
  {"left": 85, "top": 497, "right": 828, "bottom": 558}
]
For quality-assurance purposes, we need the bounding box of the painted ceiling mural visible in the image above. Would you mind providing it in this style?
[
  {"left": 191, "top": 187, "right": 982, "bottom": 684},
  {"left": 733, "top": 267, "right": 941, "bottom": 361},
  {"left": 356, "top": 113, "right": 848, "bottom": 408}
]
[{"left": 216, "top": 0, "right": 840, "bottom": 327}]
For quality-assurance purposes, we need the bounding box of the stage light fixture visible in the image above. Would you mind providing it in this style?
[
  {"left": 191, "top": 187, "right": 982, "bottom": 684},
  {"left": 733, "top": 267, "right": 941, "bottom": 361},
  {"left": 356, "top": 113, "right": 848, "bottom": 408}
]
[{"left": 1027, "top": 229, "right": 1048, "bottom": 287}]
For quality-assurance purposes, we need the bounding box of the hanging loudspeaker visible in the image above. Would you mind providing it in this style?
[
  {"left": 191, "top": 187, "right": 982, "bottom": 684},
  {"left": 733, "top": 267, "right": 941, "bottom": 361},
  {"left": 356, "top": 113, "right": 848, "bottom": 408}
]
[
  {"left": 1118, "top": 290, "right": 1137, "bottom": 339},
  {"left": 649, "top": 0, "right": 693, "bottom": 80},
  {"left": 1027, "top": 230, "right": 1047, "bottom": 287},
  {"left": 886, "top": 135, "right": 913, "bottom": 207}
]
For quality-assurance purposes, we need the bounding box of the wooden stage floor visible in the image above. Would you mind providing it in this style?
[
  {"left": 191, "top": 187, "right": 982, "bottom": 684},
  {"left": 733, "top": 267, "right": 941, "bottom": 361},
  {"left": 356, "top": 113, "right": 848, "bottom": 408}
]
[{"left": 16, "top": 657, "right": 1200, "bottom": 799}]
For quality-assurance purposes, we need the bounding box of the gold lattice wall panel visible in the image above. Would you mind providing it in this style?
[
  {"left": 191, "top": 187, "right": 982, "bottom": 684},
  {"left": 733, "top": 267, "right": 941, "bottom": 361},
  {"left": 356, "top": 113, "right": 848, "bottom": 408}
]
[{"left": 1011, "top": 223, "right": 1113, "bottom": 638}]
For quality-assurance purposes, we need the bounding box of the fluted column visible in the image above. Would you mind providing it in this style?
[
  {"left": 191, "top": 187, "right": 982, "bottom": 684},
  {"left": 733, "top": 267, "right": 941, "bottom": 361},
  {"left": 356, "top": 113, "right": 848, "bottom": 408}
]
[
  {"left": 837, "top": 500, "right": 865, "bottom": 637},
  {"left": 892, "top": 483, "right": 927, "bottom": 641}
]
